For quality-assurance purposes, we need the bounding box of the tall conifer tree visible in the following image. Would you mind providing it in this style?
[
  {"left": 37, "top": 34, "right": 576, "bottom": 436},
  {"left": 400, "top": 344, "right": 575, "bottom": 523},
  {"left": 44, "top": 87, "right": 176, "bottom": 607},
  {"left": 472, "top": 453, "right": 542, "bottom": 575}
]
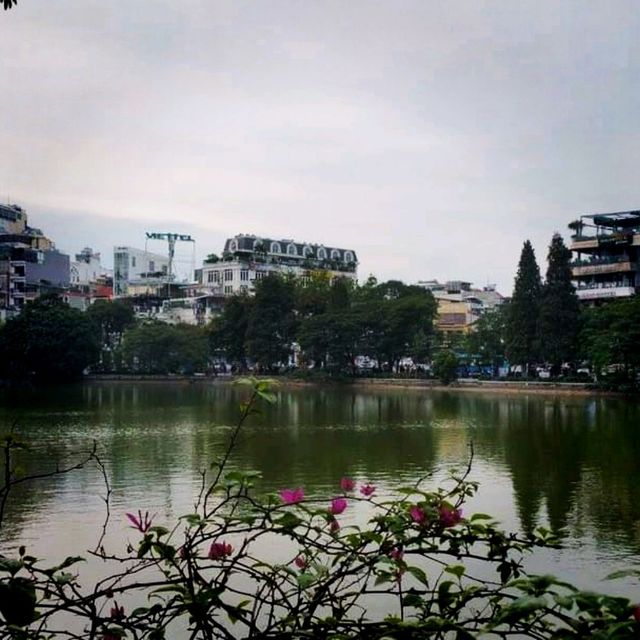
[
  {"left": 538, "top": 233, "right": 580, "bottom": 370},
  {"left": 506, "top": 240, "right": 542, "bottom": 373}
]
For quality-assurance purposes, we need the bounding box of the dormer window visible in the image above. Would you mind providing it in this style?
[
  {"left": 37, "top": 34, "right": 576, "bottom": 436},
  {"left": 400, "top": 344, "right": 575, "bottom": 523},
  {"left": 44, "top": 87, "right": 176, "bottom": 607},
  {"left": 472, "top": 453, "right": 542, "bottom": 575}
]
[
  {"left": 331, "top": 249, "right": 341, "bottom": 260},
  {"left": 270, "top": 242, "right": 281, "bottom": 254},
  {"left": 229, "top": 240, "right": 238, "bottom": 253},
  {"left": 287, "top": 244, "right": 298, "bottom": 256},
  {"left": 317, "top": 247, "right": 327, "bottom": 260},
  {"left": 303, "top": 245, "right": 313, "bottom": 257},
  {"left": 344, "top": 251, "right": 354, "bottom": 263}
]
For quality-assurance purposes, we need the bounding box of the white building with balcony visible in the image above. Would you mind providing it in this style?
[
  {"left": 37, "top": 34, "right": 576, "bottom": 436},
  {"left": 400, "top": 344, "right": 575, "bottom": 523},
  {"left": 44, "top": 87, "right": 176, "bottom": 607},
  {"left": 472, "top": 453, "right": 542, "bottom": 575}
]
[
  {"left": 200, "top": 234, "right": 358, "bottom": 296},
  {"left": 113, "top": 246, "right": 170, "bottom": 297}
]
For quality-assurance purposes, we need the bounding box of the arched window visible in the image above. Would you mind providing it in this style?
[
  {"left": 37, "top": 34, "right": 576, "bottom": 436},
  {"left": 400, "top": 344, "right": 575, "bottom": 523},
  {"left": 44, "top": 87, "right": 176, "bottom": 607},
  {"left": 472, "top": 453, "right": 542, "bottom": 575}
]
[
  {"left": 303, "top": 245, "right": 313, "bottom": 257},
  {"left": 270, "top": 242, "right": 281, "bottom": 254},
  {"left": 287, "top": 244, "right": 298, "bottom": 256},
  {"left": 253, "top": 239, "right": 263, "bottom": 250},
  {"left": 317, "top": 247, "right": 327, "bottom": 260},
  {"left": 229, "top": 240, "right": 238, "bottom": 253},
  {"left": 344, "top": 251, "right": 354, "bottom": 263},
  {"left": 331, "top": 249, "right": 341, "bottom": 260}
]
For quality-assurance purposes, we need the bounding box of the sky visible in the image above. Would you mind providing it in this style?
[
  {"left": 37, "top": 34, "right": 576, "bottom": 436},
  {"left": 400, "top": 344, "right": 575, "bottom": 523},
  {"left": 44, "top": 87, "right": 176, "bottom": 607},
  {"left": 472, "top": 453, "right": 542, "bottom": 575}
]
[{"left": 1, "top": 1, "right": 639, "bottom": 292}]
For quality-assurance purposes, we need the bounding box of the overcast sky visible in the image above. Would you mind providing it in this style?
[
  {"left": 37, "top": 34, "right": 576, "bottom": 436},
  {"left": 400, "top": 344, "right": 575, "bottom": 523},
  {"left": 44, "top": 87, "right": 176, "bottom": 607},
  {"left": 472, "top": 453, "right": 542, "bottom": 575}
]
[{"left": 1, "top": 1, "right": 639, "bottom": 292}]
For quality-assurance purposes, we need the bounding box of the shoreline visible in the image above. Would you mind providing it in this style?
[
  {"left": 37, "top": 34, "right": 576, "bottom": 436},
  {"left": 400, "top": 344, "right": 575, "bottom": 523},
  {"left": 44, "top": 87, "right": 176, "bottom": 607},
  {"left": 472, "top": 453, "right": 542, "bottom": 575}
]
[{"left": 82, "top": 374, "right": 623, "bottom": 396}]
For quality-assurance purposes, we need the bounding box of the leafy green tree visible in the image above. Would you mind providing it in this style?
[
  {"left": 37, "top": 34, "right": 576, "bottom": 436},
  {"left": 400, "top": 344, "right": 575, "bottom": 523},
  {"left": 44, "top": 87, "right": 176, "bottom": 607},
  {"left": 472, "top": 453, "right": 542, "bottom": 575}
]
[
  {"left": 433, "top": 348, "right": 459, "bottom": 384},
  {"left": 246, "top": 274, "right": 296, "bottom": 370},
  {"left": 121, "top": 322, "right": 208, "bottom": 374},
  {"left": 581, "top": 297, "right": 640, "bottom": 383},
  {"left": 538, "top": 234, "right": 580, "bottom": 371},
  {"left": 506, "top": 240, "right": 542, "bottom": 374},
  {"left": 464, "top": 305, "right": 508, "bottom": 375},
  {"left": 0, "top": 295, "right": 100, "bottom": 381},
  {"left": 209, "top": 294, "right": 253, "bottom": 370}
]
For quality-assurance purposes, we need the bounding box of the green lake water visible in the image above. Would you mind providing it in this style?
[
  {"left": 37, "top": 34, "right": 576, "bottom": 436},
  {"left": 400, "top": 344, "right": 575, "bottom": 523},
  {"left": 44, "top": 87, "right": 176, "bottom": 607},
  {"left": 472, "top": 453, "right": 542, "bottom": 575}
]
[{"left": 1, "top": 381, "right": 639, "bottom": 600}]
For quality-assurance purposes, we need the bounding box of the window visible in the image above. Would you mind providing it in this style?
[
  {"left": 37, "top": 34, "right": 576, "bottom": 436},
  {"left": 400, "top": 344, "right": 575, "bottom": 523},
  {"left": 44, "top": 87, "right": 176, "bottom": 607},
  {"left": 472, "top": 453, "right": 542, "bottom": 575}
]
[
  {"left": 131, "top": 256, "right": 136, "bottom": 268},
  {"left": 240, "top": 269, "right": 249, "bottom": 281},
  {"left": 213, "top": 271, "right": 221, "bottom": 283},
  {"left": 149, "top": 261, "right": 155, "bottom": 272},
  {"left": 287, "top": 244, "right": 298, "bottom": 256},
  {"left": 229, "top": 240, "right": 238, "bottom": 252},
  {"left": 162, "top": 265, "right": 168, "bottom": 274},
  {"left": 224, "top": 269, "right": 233, "bottom": 281},
  {"left": 317, "top": 248, "right": 327, "bottom": 260},
  {"left": 224, "top": 285, "right": 233, "bottom": 294},
  {"left": 255, "top": 271, "right": 266, "bottom": 281},
  {"left": 270, "top": 242, "right": 281, "bottom": 254},
  {"left": 331, "top": 249, "right": 341, "bottom": 260},
  {"left": 303, "top": 245, "right": 313, "bottom": 257},
  {"left": 240, "top": 285, "right": 248, "bottom": 292},
  {"left": 344, "top": 251, "right": 354, "bottom": 263}
]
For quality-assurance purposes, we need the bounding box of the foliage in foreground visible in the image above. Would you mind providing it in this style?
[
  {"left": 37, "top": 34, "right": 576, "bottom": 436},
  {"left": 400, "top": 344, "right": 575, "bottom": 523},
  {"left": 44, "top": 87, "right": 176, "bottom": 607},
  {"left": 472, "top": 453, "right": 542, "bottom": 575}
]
[{"left": 1, "top": 380, "right": 640, "bottom": 639}]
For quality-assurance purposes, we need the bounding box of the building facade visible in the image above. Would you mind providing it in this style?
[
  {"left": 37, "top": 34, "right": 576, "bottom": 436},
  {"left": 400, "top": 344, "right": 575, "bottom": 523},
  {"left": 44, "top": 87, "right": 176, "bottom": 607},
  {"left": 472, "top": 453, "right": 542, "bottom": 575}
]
[
  {"left": 417, "top": 280, "right": 504, "bottom": 334},
  {"left": 200, "top": 234, "right": 358, "bottom": 296},
  {"left": 0, "top": 204, "right": 70, "bottom": 316},
  {"left": 569, "top": 210, "right": 640, "bottom": 302},
  {"left": 113, "top": 246, "right": 170, "bottom": 297}
]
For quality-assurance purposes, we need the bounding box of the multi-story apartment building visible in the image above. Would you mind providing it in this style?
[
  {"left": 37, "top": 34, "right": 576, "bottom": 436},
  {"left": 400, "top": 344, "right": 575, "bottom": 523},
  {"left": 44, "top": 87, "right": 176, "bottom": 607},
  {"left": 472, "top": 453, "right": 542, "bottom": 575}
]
[
  {"left": 0, "top": 204, "right": 70, "bottom": 316},
  {"left": 569, "top": 210, "right": 640, "bottom": 302},
  {"left": 200, "top": 234, "right": 358, "bottom": 296},
  {"left": 113, "top": 246, "right": 170, "bottom": 297},
  {"left": 417, "top": 280, "right": 504, "bottom": 334}
]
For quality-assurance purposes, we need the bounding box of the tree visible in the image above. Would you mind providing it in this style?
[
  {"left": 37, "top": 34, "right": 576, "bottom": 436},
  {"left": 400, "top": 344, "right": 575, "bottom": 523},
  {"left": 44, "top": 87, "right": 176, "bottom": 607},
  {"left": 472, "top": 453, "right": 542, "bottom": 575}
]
[
  {"left": 433, "top": 348, "right": 459, "bottom": 384},
  {"left": 464, "top": 305, "right": 508, "bottom": 375},
  {"left": 246, "top": 274, "right": 296, "bottom": 370},
  {"left": 209, "top": 294, "right": 253, "bottom": 370},
  {"left": 506, "top": 241, "right": 542, "bottom": 374},
  {"left": 121, "top": 321, "right": 208, "bottom": 374},
  {"left": 538, "top": 234, "right": 580, "bottom": 371},
  {"left": 0, "top": 295, "right": 100, "bottom": 381}
]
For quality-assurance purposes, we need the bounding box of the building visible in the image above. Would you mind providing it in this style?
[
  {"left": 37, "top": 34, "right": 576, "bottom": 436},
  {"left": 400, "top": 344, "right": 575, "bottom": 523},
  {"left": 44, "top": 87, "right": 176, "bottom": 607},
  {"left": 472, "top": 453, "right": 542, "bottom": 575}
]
[
  {"left": 569, "top": 210, "right": 640, "bottom": 303},
  {"left": 0, "top": 204, "right": 70, "bottom": 316},
  {"left": 66, "top": 247, "right": 114, "bottom": 310},
  {"left": 199, "top": 234, "right": 358, "bottom": 296},
  {"left": 417, "top": 280, "right": 504, "bottom": 334},
  {"left": 113, "top": 246, "right": 170, "bottom": 297}
]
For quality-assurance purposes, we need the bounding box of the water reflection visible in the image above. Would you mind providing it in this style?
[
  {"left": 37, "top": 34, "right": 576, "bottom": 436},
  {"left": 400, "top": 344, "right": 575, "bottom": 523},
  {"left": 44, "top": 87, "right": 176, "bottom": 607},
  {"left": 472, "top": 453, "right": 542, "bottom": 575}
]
[{"left": 1, "top": 383, "right": 640, "bottom": 567}]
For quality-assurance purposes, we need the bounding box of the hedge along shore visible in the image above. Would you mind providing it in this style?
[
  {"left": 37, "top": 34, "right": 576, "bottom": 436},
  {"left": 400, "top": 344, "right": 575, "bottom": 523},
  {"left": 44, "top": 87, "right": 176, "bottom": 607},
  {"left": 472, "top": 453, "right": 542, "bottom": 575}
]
[{"left": 81, "top": 374, "right": 621, "bottom": 396}]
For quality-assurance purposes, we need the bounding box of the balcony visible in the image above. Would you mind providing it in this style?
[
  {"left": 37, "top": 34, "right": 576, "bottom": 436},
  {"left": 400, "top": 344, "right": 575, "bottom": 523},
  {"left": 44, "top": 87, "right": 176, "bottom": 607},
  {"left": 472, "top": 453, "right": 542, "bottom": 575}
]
[
  {"left": 575, "top": 285, "right": 636, "bottom": 301},
  {"left": 570, "top": 231, "right": 640, "bottom": 252},
  {"left": 571, "top": 257, "right": 637, "bottom": 277}
]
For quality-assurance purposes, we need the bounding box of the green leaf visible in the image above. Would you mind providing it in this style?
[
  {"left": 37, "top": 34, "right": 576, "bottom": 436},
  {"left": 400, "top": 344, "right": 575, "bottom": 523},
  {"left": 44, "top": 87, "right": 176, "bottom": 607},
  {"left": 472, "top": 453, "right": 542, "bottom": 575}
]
[
  {"left": 406, "top": 566, "right": 429, "bottom": 586},
  {"left": 275, "top": 512, "right": 302, "bottom": 530},
  {"left": 54, "top": 572, "right": 76, "bottom": 585},
  {"left": 0, "top": 578, "right": 37, "bottom": 627},
  {"left": 296, "top": 573, "right": 315, "bottom": 589},
  {"left": 445, "top": 565, "right": 465, "bottom": 579},
  {"left": 0, "top": 558, "right": 22, "bottom": 576},
  {"left": 149, "top": 526, "right": 170, "bottom": 538}
]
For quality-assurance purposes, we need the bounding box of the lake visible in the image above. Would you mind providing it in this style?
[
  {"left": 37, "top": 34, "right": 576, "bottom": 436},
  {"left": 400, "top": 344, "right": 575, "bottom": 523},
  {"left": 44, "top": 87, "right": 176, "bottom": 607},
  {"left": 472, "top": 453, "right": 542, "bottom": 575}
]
[{"left": 1, "top": 381, "right": 639, "bottom": 601}]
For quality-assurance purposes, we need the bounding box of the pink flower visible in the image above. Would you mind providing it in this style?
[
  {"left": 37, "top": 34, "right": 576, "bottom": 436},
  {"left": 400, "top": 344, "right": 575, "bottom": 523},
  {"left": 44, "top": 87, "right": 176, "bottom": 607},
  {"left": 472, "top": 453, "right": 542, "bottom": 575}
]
[
  {"left": 409, "top": 505, "right": 427, "bottom": 525},
  {"left": 126, "top": 510, "right": 153, "bottom": 533},
  {"left": 329, "top": 517, "right": 340, "bottom": 533},
  {"left": 389, "top": 547, "right": 403, "bottom": 562},
  {"left": 279, "top": 487, "right": 305, "bottom": 504},
  {"left": 208, "top": 541, "right": 233, "bottom": 560},
  {"left": 294, "top": 555, "right": 308, "bottom": 569},
  {"left": 438, "top": 505, "right": 463, "bottom": 528},
  {"left": 340, "top": 477, "right": 355, "bottom": 492},
  {"left": 329, "top": 497, "right": 348, "bottom": 515},
  {"left": 359, "top": 483, "right": 376, "bottom": 497}
]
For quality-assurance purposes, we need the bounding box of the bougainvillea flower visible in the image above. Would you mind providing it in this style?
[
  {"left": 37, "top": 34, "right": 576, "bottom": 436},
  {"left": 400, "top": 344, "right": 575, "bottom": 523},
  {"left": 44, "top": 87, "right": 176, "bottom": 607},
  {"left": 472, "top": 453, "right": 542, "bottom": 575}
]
[
  {"left": 125, "top": 510, "right": 153, "bottom": 533},
  {"left": 330, "top": 497, "right": 348, "bottom": 515},
  {"left": 438, "top": 505, "right": 463, "bottom": 528},
  {"left": 294, "top": 555, "right": 308, "bottom": 569},
  {"left": 359, "top": 483, "right": 376, "bottom": 497},
  {"left": 389, "top": 547, "right": 404, "bottom": 562},
  {"left": 340, "top": 477, "right": 355, "bottom": 492},
  {"left": 409, "top": 505, "right": 427, "bottom": 525},
  {"left": 279, "top": 487, "right": 305, "bottom": 504},
  {"left": 208, "top": 541, "right": 234, "bottom": 560},
  {"left": 110, "top": 603, "right": 124, "bottom": 620}
]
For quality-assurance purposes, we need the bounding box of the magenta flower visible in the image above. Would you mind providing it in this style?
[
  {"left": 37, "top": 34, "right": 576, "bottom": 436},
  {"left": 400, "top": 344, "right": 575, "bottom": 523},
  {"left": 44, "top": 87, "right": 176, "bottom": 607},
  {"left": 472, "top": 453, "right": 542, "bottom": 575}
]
[
  {"left": 360, "top": 483, "right": 376, "bottom": 497},
  {"left": 340, "top": 477, "right": 355, "bottom": 492},
  {"left": 208, "top": 541, "right": 233, "bottom": 560},
  {"left": 438, "top": 505, "right": 463, "bottom": 528},
  {"left": 279, "top": 487, "right": 305, "bottom": 504},
  {"left": 110, "top": 603, "right": 124, "bottom": 620},
  {"left": 126, "top": 510, "right": 153, "bottom": 533},
  {"left": 389, "top": 547, "right": 403, "bottom": 562},
  {"left": 329, "top": 497, "right": 348, "bottom": 515},
  {"left": 294, "top": 554, "right": 308, "bottom": 569},
  {"left": 409, "top": 505, "right": 427, "bottom": 525}
]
